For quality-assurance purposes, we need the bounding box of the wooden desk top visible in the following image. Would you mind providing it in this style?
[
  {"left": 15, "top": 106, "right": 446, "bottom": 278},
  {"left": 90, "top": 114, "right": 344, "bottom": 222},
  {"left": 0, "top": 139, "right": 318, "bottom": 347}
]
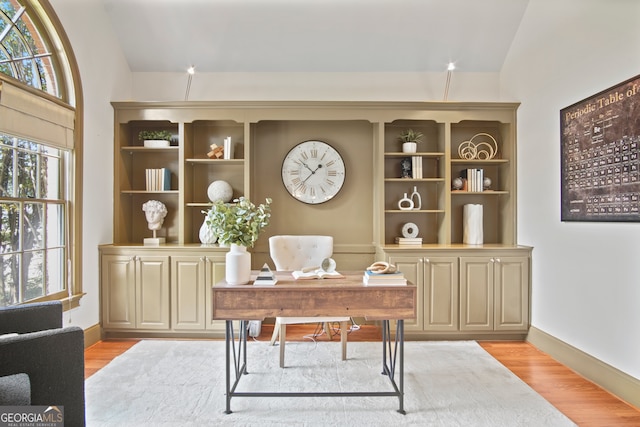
[{"left": 213, "top": 271, "right": 416, "bottom": 321}]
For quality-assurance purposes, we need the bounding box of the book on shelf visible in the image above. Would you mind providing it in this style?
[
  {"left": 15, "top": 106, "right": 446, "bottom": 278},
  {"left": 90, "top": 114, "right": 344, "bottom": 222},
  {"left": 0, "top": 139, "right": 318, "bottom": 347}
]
[
  {"left": 461, "top": 168, "right": 483, "bottom": 192},
  {"left": 145, "top": 168, "right": 171, "bottom": 191},
  {"left": 395, "top": 237, "right": 423, "bottom": 245},
  {"left": 292, "top": 269, "right": 345, "bottom": 280},
  {"left": 363, "top": 270, "right": 407, "bottom": 286}
]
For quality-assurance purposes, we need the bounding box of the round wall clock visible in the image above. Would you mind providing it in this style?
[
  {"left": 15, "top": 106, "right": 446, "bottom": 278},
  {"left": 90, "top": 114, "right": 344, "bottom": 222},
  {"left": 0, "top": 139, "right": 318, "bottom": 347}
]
[{"left": 281, "top": 140, "right": 346, "bottom": 204}]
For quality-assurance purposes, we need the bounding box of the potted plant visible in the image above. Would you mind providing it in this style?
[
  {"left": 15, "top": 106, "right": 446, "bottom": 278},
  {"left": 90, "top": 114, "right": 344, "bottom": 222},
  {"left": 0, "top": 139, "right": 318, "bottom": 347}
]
[
  {"left": 398, "top": 129, "right": 424, "bottom": 153},
  {"left": 138, "top": 130, "right": 173, "bottom": 148},
  {"left": 203, "top": 197, "right": 272, "bottom": 284}
]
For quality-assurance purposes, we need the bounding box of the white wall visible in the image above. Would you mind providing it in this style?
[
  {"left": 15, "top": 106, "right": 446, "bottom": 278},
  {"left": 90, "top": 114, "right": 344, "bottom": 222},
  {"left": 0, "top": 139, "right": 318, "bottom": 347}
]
[
  {"left": 50, "top": 0, "right": 131, "bottom": 329},
  {"left": 131, "top": 71, "right": 499, "bottom": 102},
  {"left": 501, "top": 0, "right": 640, "bottom": 380}
]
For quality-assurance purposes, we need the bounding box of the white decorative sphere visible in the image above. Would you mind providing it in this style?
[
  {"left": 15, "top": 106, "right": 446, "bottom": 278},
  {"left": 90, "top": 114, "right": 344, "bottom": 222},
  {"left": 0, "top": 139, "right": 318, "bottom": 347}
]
[{"left": 207, "top": 180, "right": 233, "bottom": 203}]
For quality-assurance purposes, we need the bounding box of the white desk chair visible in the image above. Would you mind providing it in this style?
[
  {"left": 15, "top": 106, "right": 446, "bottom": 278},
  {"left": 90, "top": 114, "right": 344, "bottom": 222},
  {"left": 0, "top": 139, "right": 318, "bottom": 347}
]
[{"left": 268, "top": 235, "right": 350, "bottom": 368}]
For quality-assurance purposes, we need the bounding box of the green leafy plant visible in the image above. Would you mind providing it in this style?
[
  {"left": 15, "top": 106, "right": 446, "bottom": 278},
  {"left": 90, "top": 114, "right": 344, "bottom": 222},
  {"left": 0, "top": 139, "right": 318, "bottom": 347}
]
[
  {"left": 202, "top": 197, "right": 272, "bottom": 247},
  {"left": 138, "top": 130, "right": 173, "bottom": 141},
  {"left": 397, "top": 129, "right": 424, "bottom": 144}
]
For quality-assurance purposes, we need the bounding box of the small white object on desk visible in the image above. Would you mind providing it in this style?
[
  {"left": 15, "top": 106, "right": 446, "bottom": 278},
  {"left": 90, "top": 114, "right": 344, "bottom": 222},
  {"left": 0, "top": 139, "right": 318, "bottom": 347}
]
[
  {"left": 363, "top": 270, "right": 407, "bottom": 286},
  {"left": 292, "top": 270, "right": 345, "bottom": 280},
  {"left": 253, "top": 263, "right": 277, "bottom": 286}
]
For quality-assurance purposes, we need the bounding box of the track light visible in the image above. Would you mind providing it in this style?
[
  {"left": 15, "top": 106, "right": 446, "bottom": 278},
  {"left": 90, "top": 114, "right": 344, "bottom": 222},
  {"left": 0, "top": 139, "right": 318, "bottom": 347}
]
[
  {"left": 443, "top": 62, "right": 455, "bottom": 101},
  {"left": 185, "top": 66, "right": 195, "bottom": 101}
]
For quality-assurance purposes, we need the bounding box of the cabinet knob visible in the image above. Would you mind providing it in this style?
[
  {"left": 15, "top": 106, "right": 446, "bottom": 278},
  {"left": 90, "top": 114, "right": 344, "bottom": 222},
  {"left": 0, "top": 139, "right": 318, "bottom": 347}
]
[
  {"left": 495, "top": 258, "right": 501, "bottom": 263},
  {"left": 424, "top": 258, "right": 430, "bottom": 264}
]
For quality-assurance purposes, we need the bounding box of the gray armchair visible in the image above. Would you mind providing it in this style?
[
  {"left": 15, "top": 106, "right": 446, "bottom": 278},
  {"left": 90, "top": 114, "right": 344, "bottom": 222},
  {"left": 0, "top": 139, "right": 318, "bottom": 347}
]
[{"left": 0, "top": 301, "right": 85, "bottom": 427}]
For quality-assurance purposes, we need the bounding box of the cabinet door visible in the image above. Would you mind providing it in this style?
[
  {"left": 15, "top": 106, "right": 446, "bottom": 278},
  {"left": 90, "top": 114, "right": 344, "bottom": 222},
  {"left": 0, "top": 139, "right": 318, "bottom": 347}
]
[
  {"left": 460, "top": 257, "right": 494, "bottom": 331},
  {"left": 387, "top": 255, "right": 423, "bottom": 331},
  {"left": 494, "top": 256, "right": 529, "bottom": 331},
  {"left": 101, "top": 255, "right": 136, "bottom": 329},
  {"left": 424, "top": 257, "right": 459, "bottom": 331},
  {"left": 171, "top": 256, "right": 206, "bottom": 330},
  {"left": 205, "top": 255, "right": 227, "bottom": 332},
  {"left": 136, "top": 256, "right": 170, "bottom": 329}
]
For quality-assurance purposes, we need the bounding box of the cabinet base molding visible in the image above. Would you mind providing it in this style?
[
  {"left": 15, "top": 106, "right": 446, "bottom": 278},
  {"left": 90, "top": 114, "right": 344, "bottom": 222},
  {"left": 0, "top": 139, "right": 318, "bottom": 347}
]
[
  {"left": 527, "top": 326, "right": 640, "bottom": 409},
  {"left": 102, "top": 330, "right": 226, "bottom": 340}
]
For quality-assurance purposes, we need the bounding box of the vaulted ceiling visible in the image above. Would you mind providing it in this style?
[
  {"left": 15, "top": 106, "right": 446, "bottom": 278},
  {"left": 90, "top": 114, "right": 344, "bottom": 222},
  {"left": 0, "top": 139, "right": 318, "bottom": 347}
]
[{"left": 101, "top": 0, "right": 529, "bottom": 73}]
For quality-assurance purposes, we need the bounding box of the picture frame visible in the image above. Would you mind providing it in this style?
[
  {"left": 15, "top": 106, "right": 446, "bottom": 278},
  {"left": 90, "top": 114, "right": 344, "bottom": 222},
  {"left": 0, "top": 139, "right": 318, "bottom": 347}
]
[{"left": 560, "top": 74, "right": 640, "bottom": 222}]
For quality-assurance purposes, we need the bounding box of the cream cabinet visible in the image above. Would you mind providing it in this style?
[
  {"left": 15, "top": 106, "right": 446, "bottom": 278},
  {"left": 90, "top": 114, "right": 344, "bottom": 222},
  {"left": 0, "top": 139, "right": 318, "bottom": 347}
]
[
  {"left": 100, "top": 245, "right": 228, "bottom": 337},
  {"left": 100, "top": 252, "right": 170, "bottom": 331},
  {"left": 385, "top": 246, "right": 531, "bottom": 339},
  {"left": 171, "top": 254, "right": 226, "bottom": 333},
  {"left": 387, "top": 254, "right": 458, "bottom": 332},
  {"left": 460, "top": 255, "right": 530, "bottom": 332}
]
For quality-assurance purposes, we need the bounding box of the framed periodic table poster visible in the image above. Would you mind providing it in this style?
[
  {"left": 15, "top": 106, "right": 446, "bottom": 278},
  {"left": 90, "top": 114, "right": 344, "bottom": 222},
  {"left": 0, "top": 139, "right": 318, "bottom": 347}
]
[{"left": 560, "top": 74, "right": 640, "bottom": 222}]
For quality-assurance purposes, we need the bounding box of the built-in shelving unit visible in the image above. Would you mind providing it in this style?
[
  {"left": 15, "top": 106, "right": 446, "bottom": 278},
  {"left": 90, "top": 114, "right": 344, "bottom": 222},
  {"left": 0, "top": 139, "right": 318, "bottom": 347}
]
[
  {"left": 383, "top": 119, "right": 446, "bottom": 245},
  {"left": 104, "top": 101, "right": 531, "bottom": 339}
]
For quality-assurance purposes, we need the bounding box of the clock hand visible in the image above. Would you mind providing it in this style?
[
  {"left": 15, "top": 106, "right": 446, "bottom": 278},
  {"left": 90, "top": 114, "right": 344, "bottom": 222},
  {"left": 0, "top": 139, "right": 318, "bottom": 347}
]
[
  {"left": 302, "top": 171, "right": 315, "bottom": 183},
  {"left": 301, "top": 162, "right": 314, "bottom": 173},
  {"left": 300, "top": 163, "right": 323, "bottom": 183}
]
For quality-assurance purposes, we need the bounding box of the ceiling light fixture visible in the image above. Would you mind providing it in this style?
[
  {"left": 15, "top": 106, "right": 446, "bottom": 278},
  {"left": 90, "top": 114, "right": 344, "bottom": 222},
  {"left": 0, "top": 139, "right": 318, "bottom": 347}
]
[
  {"left": 443, "top": 62, "right": 455, "bottom": 101},
  {"left": 185, "top": 66, "right": 195, "bottom": 101}
]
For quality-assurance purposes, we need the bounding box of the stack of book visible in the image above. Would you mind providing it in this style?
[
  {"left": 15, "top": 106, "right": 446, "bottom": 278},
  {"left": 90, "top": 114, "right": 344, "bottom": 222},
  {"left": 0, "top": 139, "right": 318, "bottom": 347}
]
[
  {"left": 145, "top": 168, "right": 171, "bottom": 191},
  {"left": 363, "top": 270, "right": 407, "bottom": 286},
  {"left": 461, "top": 168, "right": 484, "bottom": 192},
  {"left": 395, "top": 237, "right": 422, "bottom": 245}
]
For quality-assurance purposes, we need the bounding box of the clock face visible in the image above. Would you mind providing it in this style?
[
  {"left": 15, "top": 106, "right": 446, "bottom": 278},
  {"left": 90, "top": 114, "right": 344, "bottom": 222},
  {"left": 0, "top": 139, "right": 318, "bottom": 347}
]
[{"left": 281, "top": 140, "right": 346, "bottom": 204}]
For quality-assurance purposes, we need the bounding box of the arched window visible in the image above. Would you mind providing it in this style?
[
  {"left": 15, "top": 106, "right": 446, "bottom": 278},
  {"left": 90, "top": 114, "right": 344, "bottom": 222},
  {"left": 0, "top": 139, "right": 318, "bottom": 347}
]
[{"left": 0, "top": 0, "right": 82, "bottom": 308}]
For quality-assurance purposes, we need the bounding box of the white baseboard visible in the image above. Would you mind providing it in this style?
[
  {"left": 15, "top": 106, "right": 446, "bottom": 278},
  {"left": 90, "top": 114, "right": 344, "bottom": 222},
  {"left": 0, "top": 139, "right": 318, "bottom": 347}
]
[
  {"left": 527, "top": 326, "right": 640, "bottom": 409},
  {"left": 83, "top": 323, "right": 102, "bottom": 348}
]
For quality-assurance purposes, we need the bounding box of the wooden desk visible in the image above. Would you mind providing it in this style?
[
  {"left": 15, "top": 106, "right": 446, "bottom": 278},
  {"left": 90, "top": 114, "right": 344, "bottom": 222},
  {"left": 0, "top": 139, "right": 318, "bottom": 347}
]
[{"left": 213, "top": 271, "right": 417, "bottom": 414}]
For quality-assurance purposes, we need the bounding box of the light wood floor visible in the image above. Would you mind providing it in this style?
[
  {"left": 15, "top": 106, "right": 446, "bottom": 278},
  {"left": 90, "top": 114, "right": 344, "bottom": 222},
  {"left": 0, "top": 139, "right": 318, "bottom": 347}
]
[{"left": 85, "top": 324, "right": 640, "bottom": 426}]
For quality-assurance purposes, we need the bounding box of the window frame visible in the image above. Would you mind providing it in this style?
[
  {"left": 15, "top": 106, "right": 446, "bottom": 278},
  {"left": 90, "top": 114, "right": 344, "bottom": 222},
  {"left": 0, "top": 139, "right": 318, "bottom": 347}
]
[
  {"left": 0, "top": 137, "right": 69, "bottom": 304},
  {"left": 0, "top": 0, "right": 83, "bottom": 310}
]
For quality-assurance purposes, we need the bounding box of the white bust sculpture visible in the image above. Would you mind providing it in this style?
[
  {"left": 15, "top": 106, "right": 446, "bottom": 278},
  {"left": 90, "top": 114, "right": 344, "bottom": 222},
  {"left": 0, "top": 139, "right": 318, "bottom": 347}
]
[{"left": 142, "top": 200, "right": 168, "bottom": 237}]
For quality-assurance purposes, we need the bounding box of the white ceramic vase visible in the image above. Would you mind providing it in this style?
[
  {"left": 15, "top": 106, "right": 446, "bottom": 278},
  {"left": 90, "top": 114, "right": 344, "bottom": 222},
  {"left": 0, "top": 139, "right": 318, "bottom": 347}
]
[
  {"left": 198, "top": 220, "right": 217, "bottom": 245},
  {"left": 225, "top": 243, "right": 251, "bottom": 285}
]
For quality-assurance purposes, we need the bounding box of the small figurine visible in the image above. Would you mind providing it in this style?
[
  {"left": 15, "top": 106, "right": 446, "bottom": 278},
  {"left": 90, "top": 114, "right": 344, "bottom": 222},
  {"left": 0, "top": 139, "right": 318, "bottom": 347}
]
[
  {"left": 207, "top": 143, "right": 224, "bottom": 159},
  {"left": 142, "top": 200, "right": 168, "bottom": 245},
  {"left": 401, "top": 157, "right": 412, "bottom": 178}
]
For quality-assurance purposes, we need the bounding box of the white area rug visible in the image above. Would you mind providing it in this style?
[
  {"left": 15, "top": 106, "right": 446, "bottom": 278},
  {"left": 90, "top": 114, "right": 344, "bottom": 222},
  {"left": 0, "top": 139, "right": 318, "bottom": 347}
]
[{"left": 85, "top": 340, "right": 576, "bottom": 426}]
